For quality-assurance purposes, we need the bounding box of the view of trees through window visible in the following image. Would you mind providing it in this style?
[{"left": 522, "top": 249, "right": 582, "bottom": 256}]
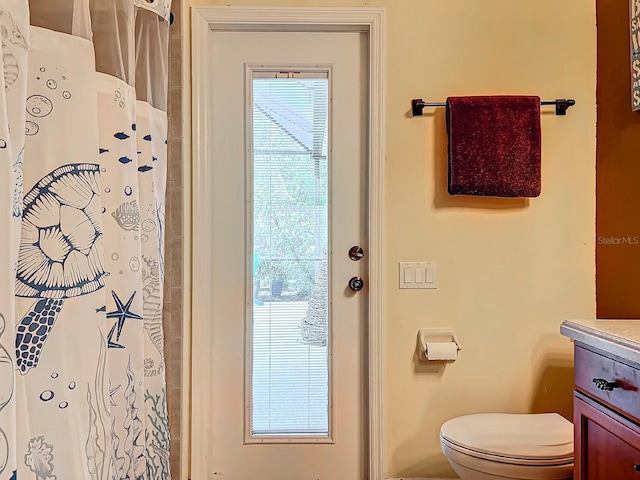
[
  {"left": 253, "top": 77, "right": 328, "bottom": 303},
  {"left": 250, "top": 74, "right": 331, "bottom": 436}
]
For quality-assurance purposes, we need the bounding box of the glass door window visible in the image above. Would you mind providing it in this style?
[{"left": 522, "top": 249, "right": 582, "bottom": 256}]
[{"left": 248, "top": 71, "right": 331, "bottom": 440}]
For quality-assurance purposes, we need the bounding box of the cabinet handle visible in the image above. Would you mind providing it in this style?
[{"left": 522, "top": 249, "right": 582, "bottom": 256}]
[
  {"left": 592, "top": 378, "right": 620, "bottom": 391},
  {"left": 634, "top": 464, "right": 640, "bottom": 471}
]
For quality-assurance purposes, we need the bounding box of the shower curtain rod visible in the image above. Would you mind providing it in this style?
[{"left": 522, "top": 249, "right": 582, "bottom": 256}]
[{"left": 411, "top": 98, "right": 576, "bottom": 117}]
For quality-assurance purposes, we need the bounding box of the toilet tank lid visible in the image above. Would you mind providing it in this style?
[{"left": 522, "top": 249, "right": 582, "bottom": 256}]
[{"left": 440, "top": 413, "right": 573, "bottom": 460}]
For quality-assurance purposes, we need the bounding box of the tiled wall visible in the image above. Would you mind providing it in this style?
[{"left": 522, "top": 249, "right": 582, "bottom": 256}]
[{"left": 165, "top": 0, "right": 184, "bottom": 478}]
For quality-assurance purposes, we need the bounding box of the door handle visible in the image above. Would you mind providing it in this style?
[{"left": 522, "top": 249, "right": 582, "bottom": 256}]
[{"left": 348, "top": 276, "right": 364, "bottom": 292}]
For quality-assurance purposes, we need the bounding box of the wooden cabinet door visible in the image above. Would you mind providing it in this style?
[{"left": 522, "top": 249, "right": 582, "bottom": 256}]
[{"left": 574, "top": 392, "right": 640, "bottom": 479}]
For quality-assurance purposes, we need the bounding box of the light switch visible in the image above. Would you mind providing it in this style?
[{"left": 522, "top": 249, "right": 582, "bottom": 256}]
[
  {"left": 399, "top": 261, "right": 437, "bottom": 289},
  {"left": 425, "top": 263, "right": 436, "bottom": 284},
  {"left": 403, "top": 266, "right": 412, "bottom": 283}
]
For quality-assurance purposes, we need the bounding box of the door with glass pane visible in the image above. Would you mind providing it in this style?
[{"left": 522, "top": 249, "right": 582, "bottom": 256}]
[{"left": 209, "top": 31, "right": 368, "bottom": 479}]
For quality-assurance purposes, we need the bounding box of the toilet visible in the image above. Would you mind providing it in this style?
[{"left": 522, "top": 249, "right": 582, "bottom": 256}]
[{"left": 440, "top": 413, "right": 574, "bottom": 480}]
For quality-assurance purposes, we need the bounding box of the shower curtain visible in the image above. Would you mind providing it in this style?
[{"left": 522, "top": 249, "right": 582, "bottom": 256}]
[{"left": 0, "top": 1, "right": 171, "bottom": 478}]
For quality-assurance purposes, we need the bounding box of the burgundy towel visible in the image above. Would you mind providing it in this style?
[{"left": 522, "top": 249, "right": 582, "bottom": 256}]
[{"left": 446, "top": 95, "right": 541, "bottom": 197}]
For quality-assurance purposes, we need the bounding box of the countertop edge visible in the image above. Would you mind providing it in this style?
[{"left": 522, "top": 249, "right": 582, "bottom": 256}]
[{"left": 561, "top": 320, "right": 640, "bottom": 365}]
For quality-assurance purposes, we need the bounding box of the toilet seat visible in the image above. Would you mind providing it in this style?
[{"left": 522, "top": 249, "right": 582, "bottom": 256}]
[
  {"left": 440, "top": 413, "right": 573, "bottom": 466},
  {"left": 440, "top": 436, "right": 573, "bottom": 467}
]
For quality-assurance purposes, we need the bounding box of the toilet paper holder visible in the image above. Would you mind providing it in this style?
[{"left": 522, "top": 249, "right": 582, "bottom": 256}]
[{"left": 417, "top": 328, "right": 461, "bottom": 362}]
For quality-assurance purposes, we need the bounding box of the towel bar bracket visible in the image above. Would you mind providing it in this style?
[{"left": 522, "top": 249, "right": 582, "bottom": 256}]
[
  {"left": 411, "top": 97, "right": 576, "bottom": 117},
  {"left": 411, "top": 98, "right": 428, "bottom": 117},
  {"left": 542, "top": 98, "right": 575, "bottom": 116}
]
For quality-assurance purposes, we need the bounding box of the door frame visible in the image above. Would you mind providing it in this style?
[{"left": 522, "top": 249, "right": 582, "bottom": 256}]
[{"left": 190, "top": 6, "right": 385, "bottom": 479}]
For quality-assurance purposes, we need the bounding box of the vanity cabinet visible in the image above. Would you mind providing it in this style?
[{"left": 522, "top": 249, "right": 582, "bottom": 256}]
[{"left": 573, "top": 344, "right": 640, "bottom": 479}]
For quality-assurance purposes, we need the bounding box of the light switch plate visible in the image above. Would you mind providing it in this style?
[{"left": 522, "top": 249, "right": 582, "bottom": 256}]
[{"left": 399, "top": 262, "right": 437, "bottom": 289}]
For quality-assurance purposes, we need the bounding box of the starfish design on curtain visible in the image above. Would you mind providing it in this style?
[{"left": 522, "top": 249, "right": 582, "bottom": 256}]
[
  {"left": 107, "top": 324, "right": 125, "bottom": 349},
  {"left": 106, "top": 290, "right": 143, "bottom": 349}
]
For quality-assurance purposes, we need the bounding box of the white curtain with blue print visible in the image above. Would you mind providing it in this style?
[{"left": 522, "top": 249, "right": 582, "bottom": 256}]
[
  {"left": 0, "top": 1, "right": 171, "bottom": 479},
  {"left": 0, "top": 1, "right": 29, "bottom": 477}
]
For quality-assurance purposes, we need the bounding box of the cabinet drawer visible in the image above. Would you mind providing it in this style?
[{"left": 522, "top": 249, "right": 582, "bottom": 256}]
[{"left": 575, "top": 345, "right": 640, "bottom": 423}]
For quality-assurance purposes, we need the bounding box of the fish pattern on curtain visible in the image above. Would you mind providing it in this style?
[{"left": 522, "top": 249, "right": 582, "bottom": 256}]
[
  {"left": 96, "top": 71, "right": 149, "bottom": 480},
  {"left": 2, "top": 3, "right": 171, "bottom": 479},
  {"left": 0, "top": 1, "right": 29, "bottom": 478},
  {"left": 96, "top": 71, "right": 169, "bottom": 479},
  {"left": 136, "top": 100, "right": 169, "bottom": 476}
]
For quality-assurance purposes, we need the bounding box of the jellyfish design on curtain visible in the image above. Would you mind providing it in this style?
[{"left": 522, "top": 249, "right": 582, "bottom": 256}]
[{"left": 0, "top": 1, "right": 172, "bottom": 479}]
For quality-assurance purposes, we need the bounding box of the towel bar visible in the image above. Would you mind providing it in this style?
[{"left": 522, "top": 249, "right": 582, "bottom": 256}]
[{"left": 411, "top": 98, "right": 576, "bottom": 117}]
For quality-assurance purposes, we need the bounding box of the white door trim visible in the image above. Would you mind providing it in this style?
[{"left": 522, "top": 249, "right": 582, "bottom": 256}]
[{"left": 190, "top": 6, "right": 385, "bottom": 479}]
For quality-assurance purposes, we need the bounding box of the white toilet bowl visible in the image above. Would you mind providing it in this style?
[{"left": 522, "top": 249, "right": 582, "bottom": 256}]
[{"left": 440, "top": 413, "right": 574, "bottom": 480}]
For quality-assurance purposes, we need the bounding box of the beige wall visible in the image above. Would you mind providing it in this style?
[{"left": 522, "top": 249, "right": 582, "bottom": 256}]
[{"left": 185, "top": 0, "right": 596, "bottom": 477}]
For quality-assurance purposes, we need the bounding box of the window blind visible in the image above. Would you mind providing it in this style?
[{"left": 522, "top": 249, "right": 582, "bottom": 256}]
[{"left": 250, "top": 73, "right": 330, "bottom": 437}]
